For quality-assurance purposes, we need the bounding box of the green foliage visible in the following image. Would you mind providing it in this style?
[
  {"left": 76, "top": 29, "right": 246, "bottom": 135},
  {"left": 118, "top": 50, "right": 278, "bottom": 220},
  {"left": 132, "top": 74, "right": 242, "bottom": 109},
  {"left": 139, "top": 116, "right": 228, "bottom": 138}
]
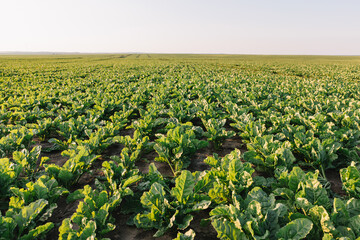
[
  {"left": 209, "top": 188, "right": 292, "bottom": 240},
  {"left": 10, "top": 175, "right": 68, "bottom": 205},
  {"left": 294, "top": 133, "right": 342, "bottom": 171},
  {"left": 173, "top": 229, "right": 196, "bottom": 240},
  {"left": 275, "top": 167, "right": 331, "bottom": 210},
  {"left": 134, "top": 170, "right": 211, "bottom": 237},
  {"left": 77, "top": 127, "right": 115, "bottom": 154},
  {"left": 58, "top": 218, "right": 96, "bottom": 240},
  {"left": 137, "top": 163, "right": 168, "bottom": 192},
  {"left": 205, "top": 149, "right": 254, "bottom": 203},
  {"left": 202, "top": 118, "right": 235, "bottom": 150},
  {"left": 0, "top": 157, "right": 22, "bottom": 197},
  {"left": 27, "top": 117, "right": 59, "bottom": 141},
  {"left": 114, "top": 129, "right": 154, "bottom": 154},
  {"left": 60, "top": 185, "right": 127, "bottom": 238},
  {"left": 1, "top": 55, "right": 360, "bottom": 240},
  {"left": 231, "top": 119, "right": 267, "bottom": 143},
  {"left": 12, "top": 146, "right": 48, "bottom": 180},
  {"left": 276, "top": 218, "right": 313, "bottom": 240},
  {"left": 1, "top": 199, "right": 54, "bottom": 239},
  {"left": 44, "top": 146, "right": 99, "bottom": 188},
  {"left": 340, "top": 162, "right": 360, "bottom": 198},
  {"left": 0, "top": 127, "right": 35, "bottom": 157},
  {"left": 154, "top": 124, "right": 208, "bottom": 175},
  {"left": 243, "top": 135, "right": 296, "bottom": 173},
  {"left": 131, "top": 115, "right": 166, "bottom": 138},
  {"left": 101, "top": 148, "right": 142, "bottom": 194}
]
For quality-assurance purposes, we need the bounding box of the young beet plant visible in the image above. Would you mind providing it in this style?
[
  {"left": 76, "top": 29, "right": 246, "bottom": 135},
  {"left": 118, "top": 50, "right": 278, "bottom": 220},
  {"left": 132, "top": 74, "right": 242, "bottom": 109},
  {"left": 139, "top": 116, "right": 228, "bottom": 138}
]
[
  {"left": 1, "top": 199, "right": 54, "bottom": 240},
  {"left": 59, "top": 185, "right": 123, "bottom": 239},
  {"left": 134, "top": 170, "right": 211, "bottom": 237},
  {"left": 201, "top": 118, "right": 235, "bottom": 150},
  {"left": 204, "top": 149, "right": 254, "bottom": 204},
  {"left": 60, "top": 152, "right": 142, "bottom": 239},
  {"left": 340, "top": 161, "right": 360, "bottom": 198},
  {"left": 154, "top": 123, "right": 208, "bottom": 175},
  {"left": 44, "top": 146, "right": 99, "bottom": 188},
  {"left": 209, "top": 188, "right": 313, "bottom": 240},
  {"left": 12, "top": 146, "right": 49, "bottom": 181}
]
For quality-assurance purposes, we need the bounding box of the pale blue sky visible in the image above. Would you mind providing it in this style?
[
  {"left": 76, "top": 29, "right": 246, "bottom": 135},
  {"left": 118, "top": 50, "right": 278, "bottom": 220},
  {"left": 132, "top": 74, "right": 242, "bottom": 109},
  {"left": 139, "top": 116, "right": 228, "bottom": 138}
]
[{"left": 1, "top": 0, "right": 359, "bottom": 55}]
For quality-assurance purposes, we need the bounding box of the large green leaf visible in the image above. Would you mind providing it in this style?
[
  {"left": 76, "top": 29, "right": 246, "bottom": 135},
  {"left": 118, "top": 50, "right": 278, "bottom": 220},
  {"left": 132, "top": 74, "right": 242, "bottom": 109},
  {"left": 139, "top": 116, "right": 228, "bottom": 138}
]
[
  {"left": 288, "top": 167, "right": 306, "bottom": 192},
  {"left": 276, "top": 218, "right": 313, "bottom": 240},
  {"left": 20, "top": 222, "right": 54, "bottom": 240},
  {"left": 212, "top": 218, "right": 247, "bottom": 240},
  {"left": 346, "top": 198, "right": 360, "bottom": 217},
  {"left": 141, "top": 182, "right": 166, "bottom": 211},
  {"left": 349, "top": 215, "right": 360, "bottom": 236},
  {"left": 309, "top": 205, "right": 336, "bottom": 234},
  {"left": 171, "top": 170, "right": 195, "bottom": 204},
  {"left": 13, "top": 199, "right": 48, "bottom": 234},
  {"left": 78, "top": 220, "right": 96, "bottom": 240},
  {"left": 59, "top": 218, "right": 77, "bottom": 240}
]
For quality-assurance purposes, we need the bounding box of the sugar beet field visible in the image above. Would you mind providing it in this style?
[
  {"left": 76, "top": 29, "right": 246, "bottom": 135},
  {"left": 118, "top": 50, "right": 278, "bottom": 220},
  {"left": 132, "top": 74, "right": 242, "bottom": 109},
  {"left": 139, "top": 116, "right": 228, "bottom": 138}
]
[{"left": 1, "top": 54, "right": 360, "bottom": 240}]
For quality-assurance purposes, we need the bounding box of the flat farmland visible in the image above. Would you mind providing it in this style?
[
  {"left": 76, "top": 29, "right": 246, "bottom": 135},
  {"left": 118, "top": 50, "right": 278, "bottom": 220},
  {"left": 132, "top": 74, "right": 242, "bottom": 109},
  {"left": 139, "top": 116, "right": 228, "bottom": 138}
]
[{"left": 1, "top": 54, "right": 360, "bottom": 240}]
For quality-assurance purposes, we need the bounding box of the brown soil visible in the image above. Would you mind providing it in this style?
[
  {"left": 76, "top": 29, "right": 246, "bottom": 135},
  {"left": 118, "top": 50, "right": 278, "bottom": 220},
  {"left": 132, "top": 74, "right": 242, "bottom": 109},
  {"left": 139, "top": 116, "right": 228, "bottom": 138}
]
[
  {"left": 105, "top": 212, "right": 176, "bottom": 240},
  {"left": 103, "top": 143, "right": 124, "bottom": 158},
  {"left": 105, "top": 210, "right": 218, "bottom": 240},
  {"left": 41, "top": 150, "right": 68, "bottom": 166},
  {"left": 32, "top": 138, "right": 68, "bottom": 166},
  {"left": 46, "top": 196, "right": 80, "bottom": 239},
  {"left": 189, "top": 211, "right": 218, "bottom": 240},
  {"left": 325, "top": 169, "right": 346, "bottom": 196},
  {"left": 190, "top": 136, "right": 246, "bottom": 172},
  {"left": 106, "top": 136, "right": 243, "bottom": 239},
  {"left": 120, "top": 128, "right": 135, "bottom": 138},
  {"left": 35, "top": 131, "right": 245, "bottom": 240},
  {"left": 136, "top": 150, "right": 173, "bottom": 177}
]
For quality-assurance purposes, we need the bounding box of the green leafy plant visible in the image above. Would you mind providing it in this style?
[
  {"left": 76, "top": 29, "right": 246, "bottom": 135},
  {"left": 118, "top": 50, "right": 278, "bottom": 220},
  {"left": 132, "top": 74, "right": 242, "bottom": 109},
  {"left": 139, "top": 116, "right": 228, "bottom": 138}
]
[
  {"left": 231, "top": 118, "right": 266, "bottom": 143},
  {"left": 27, "top": 117, "right": 59, "bottom": 141},
  {"left": 204, "top": 149, "right": 254, "bottom": 204},
  {"left": 10, "top": 175, "right": 68, "bottom": 205},
  {"left": 76, "top": 128, "right": 115, "bottom": 154},
  {"left": 276, "top": 218, "right": 313, "bottom": 240},
  {"left": 293, "top": 133, "right": 341, "bottom": 175},
  {"left": 60, "top": 185, "right": 124, "bottom": 239},
  {"left": 167, "top": 100, "right": 198, "bottom": 123},
  {"left": 154, "top": 124, "right": 208, "bottom": 175},
  {"left": 340, "top": 162, "right": 360, "bottom": 198},
  {"left": 114, "top": 129, "right": 154, "bottom": 154},
  {"left": 242, "top": 135, "right": 296, "bottom": 173},
  {"left": 131, "top": 115, "right": 166, "bottom": 138},
  {"left": 275, "top": 167, "right": 331, "bottom": 211},
  {"left": 209, "top": 187, "right": 309, "bottom": 240},
  {"left": 0, "top": 127, "right": 35, "bottom": 157},
  {"left": 1, "top": 199, "right": 54, "bottom": 240},
  {"left": 44, "top": 146, "right": 99, "bottom": 188},
  {"left": 327, "top": 197, "right": 360, "bottom": 239},
  {"left": 12, "top": 146, "right": 49, "bottom": 180},
  {"left": 173, "top": 229, "right": 196, "bottom": 240},
  {"left": 101, "top": 148, "right": 142, "bottom": 194},
  {"left": 134, "top": 170, "right": 211, "bottom": 237},
  {"left": 202, "top": 118, "right": 235, "bottom": 150},
  {"left": 0, "top": 157, "right": 22, "bottom": 197}
]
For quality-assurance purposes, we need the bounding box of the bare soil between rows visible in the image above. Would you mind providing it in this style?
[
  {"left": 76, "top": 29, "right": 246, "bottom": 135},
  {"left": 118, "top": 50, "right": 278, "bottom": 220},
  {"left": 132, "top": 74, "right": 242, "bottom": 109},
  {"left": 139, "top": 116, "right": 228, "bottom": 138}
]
[
  {"left": 37, "top": 135, "right": 244, "bottom": 239},
  {"left": 34, "top": 134, "right": 346, "bottom": 239}
]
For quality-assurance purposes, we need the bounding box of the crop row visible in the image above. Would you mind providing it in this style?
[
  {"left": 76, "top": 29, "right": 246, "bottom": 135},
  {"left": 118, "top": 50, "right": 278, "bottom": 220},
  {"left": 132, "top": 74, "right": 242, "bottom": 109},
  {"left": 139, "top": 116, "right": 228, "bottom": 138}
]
[{"left": 0, "top": 55, "right": 360, "bottom": 239}]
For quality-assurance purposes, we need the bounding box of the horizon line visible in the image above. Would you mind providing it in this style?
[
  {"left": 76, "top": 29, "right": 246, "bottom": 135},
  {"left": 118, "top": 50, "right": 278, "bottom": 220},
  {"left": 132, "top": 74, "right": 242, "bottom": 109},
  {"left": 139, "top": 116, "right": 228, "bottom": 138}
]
[{"left": 0, "top": 51, "right": 360, "bottom": 57}]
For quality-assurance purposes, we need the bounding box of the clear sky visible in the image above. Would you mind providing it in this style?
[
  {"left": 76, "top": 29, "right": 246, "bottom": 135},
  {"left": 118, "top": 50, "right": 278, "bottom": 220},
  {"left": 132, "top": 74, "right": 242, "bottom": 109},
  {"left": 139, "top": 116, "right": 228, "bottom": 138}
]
[{"left": 1, "top": 0, "right": 359, "bottom": 55}]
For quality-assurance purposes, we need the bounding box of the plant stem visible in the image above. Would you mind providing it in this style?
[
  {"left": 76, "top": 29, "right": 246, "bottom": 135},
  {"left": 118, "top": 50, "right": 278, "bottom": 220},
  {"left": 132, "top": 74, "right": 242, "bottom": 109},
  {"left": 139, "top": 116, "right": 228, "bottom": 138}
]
[{"left": 165, "top": 158, "right": 176, "bottom": 176}]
